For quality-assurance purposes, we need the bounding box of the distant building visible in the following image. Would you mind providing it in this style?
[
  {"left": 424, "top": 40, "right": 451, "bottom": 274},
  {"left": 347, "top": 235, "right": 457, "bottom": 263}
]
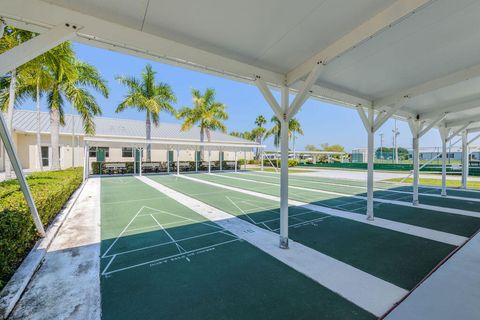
[{"left": 1, "top": 110, "right": 258, "bottom": 172}]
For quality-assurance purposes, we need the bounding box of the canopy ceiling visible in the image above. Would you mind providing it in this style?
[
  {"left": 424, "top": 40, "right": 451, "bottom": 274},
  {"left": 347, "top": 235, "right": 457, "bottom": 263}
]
[{"left": 2, "top": 0, "right": 480, "bottom": 133}]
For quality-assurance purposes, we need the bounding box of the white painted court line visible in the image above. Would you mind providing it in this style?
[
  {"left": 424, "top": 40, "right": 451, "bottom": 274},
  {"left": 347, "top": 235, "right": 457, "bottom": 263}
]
[
  {"left": 185, "top": 174, "right": 466, "bottom": 246},
  {"left": 214, "top": 173, "right": 480, "bottom": 219},
  {"left": 244, "top": 171, "right": 480, "bottom": 203},
  {"left": 137, "top": 176, "right": 408, "bottom": 317}
]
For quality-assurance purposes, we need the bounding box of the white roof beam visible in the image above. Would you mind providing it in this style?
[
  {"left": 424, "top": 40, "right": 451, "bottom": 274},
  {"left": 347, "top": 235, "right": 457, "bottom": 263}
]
[
  {"left": 419, "top": 95, "right": 480, "bottom": 120},
  {"left": 0, "top": 0, "right": 284, "bottom": 86},
  {"left": 376, "top": 63, "right": 480, "bottom": 107},
  {"left": 0, "top": 23, "right": 77, "bottom": 75},
  {"left": 286, "top": 0, "right": 434, "bottom": 86},
  {"left": 446, "top": 115, "right": 480, "bottom": 128}
]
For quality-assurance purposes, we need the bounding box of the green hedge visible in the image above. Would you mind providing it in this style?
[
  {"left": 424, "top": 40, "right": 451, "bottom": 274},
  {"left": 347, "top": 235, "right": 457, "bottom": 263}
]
[
  {"left": 263, "top": 159, "right": 299, "bottom": 167},
  {"left": 0, "top": 168, "right": 83, "bottom": 290}
]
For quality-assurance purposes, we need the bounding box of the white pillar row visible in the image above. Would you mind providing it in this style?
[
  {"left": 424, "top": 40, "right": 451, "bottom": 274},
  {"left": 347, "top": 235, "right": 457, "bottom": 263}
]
[
  {"left": 139, "top": 148, "right": 143, "bottom": 177},
  {"left": 261, "top": 149, "right": 264, "bottom": 171},
  {"left": 461, "top": 131, "right": 468, "bottom": 189},
  {"left": 195, "top": 149, "right": 198, "bottom": 172},
  {"left": 220, "top": 149, "right": 223, "bottom": 171},
  {"left": 438, "top": 125, "right": 450, "bottom": 197}
]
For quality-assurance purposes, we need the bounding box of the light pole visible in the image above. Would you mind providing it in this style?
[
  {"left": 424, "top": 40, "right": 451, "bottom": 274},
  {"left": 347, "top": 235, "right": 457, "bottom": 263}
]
[{"left": 392, "top": 119, "right": 400, "bottom": 164}]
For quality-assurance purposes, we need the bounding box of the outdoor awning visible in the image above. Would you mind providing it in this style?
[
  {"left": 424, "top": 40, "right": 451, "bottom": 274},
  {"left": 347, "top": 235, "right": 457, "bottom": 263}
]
[{"left": 2, "top": 0, "right": 480, "bottom": 133}]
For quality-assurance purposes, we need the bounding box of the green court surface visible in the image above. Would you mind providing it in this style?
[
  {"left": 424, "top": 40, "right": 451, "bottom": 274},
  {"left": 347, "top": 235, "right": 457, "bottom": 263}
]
[
  {"left": 193, "top": 172, "right": 480, "bottom": 238},
  {"left": 148, "top": 175, "right": 456, "bottom": 289},
  {"left": 100, "top": 177, "right": 375, "bottom": 320},
  {"left": 234, "top": 172, "right": 480, "bottom": 212}
]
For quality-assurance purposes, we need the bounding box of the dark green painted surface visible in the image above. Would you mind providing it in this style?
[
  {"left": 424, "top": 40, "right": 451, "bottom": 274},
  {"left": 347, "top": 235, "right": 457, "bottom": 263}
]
[
  {"left": 150, "top": 175, "right": 455, "bottom": 289},
  {"left": 100, "top": 177, "right": 374, "bottom": 320}
]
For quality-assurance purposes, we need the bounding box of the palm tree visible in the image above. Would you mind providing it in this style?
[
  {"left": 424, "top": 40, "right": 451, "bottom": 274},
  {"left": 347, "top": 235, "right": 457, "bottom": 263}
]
[
  {"left": 265, "top": 116, "right": 304, "bottom": 148},
  {"left": 0, "top": 26, "right": 34, "bottom": 178},
  {"left": 252, "top": 115, "right": 267, "bottom": 159},
  {"left": 177, "top": 88, "right": 228, "bottom": 160},
  {"left": 116, "top": 64, "right": 176, "bottom": 161},
  {"left": 46, "top": 43, "right": 109, "bottom": 170},
  {"left": 19, "top": 44, "right": 67, "bottom": 170}
]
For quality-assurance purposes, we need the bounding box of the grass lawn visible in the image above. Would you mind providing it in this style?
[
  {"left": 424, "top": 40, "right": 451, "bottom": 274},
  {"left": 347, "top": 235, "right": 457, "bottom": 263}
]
[{"left": 385, "top": 177, "right": 480, "bottom": 190}]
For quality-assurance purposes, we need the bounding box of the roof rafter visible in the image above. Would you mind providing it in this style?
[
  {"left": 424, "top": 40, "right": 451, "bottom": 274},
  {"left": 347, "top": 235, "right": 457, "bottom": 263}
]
[
  {"left": 419, "top": 95, "right": 480, "bottom": 120},
  {"left": 376, "top": 63, "right": 480, "bottom": 107},
  {"left": 286, "top": 0, "right": 434, "bottom": 86}
]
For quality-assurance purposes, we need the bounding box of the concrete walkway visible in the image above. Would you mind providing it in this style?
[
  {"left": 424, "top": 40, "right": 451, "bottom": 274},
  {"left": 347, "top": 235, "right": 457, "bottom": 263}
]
[
  {"left": 8, "top": 178, "right": 101, "bottom": 320},
  {"left": 385, "top": 230, "right": 480, "bottom": 320}
]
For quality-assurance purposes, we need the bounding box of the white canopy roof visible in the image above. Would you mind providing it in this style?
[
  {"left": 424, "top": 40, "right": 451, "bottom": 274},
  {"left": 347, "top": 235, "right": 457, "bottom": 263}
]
[{"left": 2, "top": 0, "right": 480, "bottom": 132}]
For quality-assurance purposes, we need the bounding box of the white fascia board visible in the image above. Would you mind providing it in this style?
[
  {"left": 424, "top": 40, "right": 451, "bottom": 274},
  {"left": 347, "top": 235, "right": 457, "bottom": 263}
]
[
  {"left": 376, "top": 63, "right": 480, "bottom": 108},
  {"left": 0, "top": 23, "right": 77, "bottom": 75},
  {"left": 0, "top": 0, "right": 284, "bottom": 86},
  {"left": 286, "top": 0, "right": 434, "bottom": 86}
]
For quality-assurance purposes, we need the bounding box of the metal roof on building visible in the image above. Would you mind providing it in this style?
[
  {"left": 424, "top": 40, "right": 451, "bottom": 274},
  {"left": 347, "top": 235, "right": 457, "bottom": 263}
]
[{"left": 12, "top": 109, "right": 257, "bottom": 145}]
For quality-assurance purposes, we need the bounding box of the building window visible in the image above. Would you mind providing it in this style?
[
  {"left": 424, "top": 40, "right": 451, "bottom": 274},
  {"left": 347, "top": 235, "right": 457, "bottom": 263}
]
[
  {"left": 89, "top": 146, "right": 109, "bottom": 158},
  {"left": 122, "top": 147, "right": 133, "bottom": 158}
]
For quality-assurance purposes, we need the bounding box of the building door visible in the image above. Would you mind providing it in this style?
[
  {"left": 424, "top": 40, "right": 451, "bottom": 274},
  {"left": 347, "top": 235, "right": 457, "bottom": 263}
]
[{"left": 41, "top": 146, "right": 49, "bottom": 167}]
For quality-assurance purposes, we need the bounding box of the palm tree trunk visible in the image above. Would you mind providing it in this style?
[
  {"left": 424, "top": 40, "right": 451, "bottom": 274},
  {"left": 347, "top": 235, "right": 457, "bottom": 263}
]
[
  {"left": 146, "top": 110, "right": 151, "bottom": 162},
  {"left": 4, "top": 69, "right": 17, "bottom": 180},
  {"left": 50, "top": 108, "right": 61, "bottom": 170},
  {"left": 36, "top": 80, "right": 43, "bottom": 171}
]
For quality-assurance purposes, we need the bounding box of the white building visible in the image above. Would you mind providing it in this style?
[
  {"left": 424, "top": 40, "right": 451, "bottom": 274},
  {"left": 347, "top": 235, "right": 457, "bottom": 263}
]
[{"left": 1, "top": 109, "right": 258, "bottom": 173}]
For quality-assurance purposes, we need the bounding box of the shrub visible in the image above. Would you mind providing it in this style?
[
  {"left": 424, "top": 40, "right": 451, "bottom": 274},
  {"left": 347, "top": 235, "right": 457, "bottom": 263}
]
[
  {"left": 262, "top": 159, "right": 298, "bottom": 167},
  {"left": 0, "top": 168, "right": 83, "bottom": 290}
]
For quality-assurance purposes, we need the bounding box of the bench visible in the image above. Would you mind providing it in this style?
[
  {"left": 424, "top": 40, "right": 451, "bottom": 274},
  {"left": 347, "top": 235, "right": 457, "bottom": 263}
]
[
  {"left": 142, "top": 162, "right": 161, "bottom": 173},
  {"left": 104, "top": 163, "right": 127, "bottom": 174}
]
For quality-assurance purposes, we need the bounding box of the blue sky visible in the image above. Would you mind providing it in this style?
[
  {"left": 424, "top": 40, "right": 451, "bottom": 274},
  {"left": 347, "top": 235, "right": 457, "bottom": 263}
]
[{"left": 18, "top": 42, "right": 442, "bottom": 152}]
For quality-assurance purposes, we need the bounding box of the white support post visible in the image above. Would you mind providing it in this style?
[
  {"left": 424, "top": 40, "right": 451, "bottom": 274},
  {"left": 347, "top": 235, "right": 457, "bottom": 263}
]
[
  {"left": 366, "top": 107, "right": 375, "bottom": 220},
  {"left": 83, "top": 142, "right": 88, "bottom": 182},
  {"left": 0, "top": 113, "right": 45, "bottom": 236},
  {"left": 439, "top": 126, "right": 449, "bottom": 196},
  {"left": 462, "top": 131, "right": 468, "bottom": 189},
  {"left": 279, "top": 86, "right": 290, "bottom": 248},
  {"left": 234, "top": 151, "right": 238, "bottom": 172},
  {"left": 139, "top": 148, "right": 143, "bottom": 177},
  {"left": 167, "top": 150, "right": 170, "bottom": 173},
  {"left": 243, "top": 150, "right": 247, "bottom": 171},
  {"left": 133, "top": 148, "right": 137, "bottom": 175},
  {"left": 208, "top": 150, "right": 211, "bottom": 173},
  {"left": 220, "top": 149, "right": 223, "bottom": 171},
  {"left": 195, "top": 149, "right": 198, "bottom": 172},
  {"left": 176, "top": 147, "right": 180, "bottom": 175},
  {"left": 410, "top": 119, "right": 420, "bottom": 206},
  {"left": 261, "top": 150, "right": 264, "bottom": 171}
]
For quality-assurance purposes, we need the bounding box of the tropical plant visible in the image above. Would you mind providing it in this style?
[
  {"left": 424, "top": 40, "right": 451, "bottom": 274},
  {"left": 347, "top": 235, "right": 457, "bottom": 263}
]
[
  {"left": 116, "top": 64, "right": 176, "bottom": 161},
  {"left": 45, "top": 42, "right": 108, "bottom": 170},
  {"left": 252, "top": 115, "right": 267, "bottom": 159},
  {"left": 177, "top": 88, "right": 228, "bottom": 159},
  {"left": 265, "top": 116, "right": 304, "bottom": 148},
  {"left": 0, "top": 26, "right": 35, "bottom": 178}
]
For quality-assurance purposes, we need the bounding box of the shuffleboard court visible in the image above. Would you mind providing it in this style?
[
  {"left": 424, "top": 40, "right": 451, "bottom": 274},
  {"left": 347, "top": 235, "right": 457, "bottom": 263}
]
[
  {"left": 240, "top": 172, "right": 480, "bottom": 212},
  {"left": 100, "top": 176, "right": 376, "bottom": 320},
  {"left": 147, "top": 174, "right": 456, "bottom": 290},
  {"left": 195, "top": 172, "right": 480, "bottom": 238}
]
